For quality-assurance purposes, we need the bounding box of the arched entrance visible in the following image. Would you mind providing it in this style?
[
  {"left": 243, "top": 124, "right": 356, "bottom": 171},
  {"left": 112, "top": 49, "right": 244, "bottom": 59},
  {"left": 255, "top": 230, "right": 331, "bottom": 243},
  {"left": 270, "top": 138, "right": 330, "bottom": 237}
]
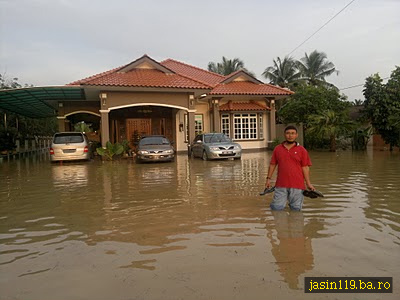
[
  {"left": 64, "top": 111, "right": 101, "bottom": 142},
  {"left": 109, "top": 105, "right": 178, "bottom": 146}
]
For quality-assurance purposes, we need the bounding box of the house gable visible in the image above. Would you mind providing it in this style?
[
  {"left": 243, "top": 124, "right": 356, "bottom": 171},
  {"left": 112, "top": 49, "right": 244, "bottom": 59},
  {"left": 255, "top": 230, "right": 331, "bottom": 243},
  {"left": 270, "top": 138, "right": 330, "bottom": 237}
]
[
  {"left": 222, "top": 70, "right": 263, "bottom": 84},
  {"left": 118, "top": 54, "right": 174, "bottom": 74}
]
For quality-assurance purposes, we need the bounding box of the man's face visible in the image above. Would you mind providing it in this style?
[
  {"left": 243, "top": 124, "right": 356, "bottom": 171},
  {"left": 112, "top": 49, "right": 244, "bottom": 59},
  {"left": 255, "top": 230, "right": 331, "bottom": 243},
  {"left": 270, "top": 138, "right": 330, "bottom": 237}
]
[{"left": 285, "top": 129, "right": 298, "bottom": 143}]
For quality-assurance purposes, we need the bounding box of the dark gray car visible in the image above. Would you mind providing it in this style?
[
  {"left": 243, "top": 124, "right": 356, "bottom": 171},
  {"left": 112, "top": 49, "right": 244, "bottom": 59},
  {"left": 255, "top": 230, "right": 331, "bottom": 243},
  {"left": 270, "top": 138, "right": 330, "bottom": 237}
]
[
  {"left": 190, "top": 133, "right": 242, "bottom": 160},
  {"left": 135, "top": 135, "right": 175, "bottom": 163}
]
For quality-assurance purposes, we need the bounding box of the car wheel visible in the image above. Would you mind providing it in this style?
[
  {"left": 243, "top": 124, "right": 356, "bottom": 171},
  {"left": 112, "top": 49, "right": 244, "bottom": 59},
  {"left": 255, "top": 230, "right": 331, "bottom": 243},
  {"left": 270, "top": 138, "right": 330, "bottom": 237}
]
[
  {"left": 202, "top": 151, "right": 208, "bottom": 161},
  {"left": 234, "top": 156, "right": 241, "bottom": 160}
]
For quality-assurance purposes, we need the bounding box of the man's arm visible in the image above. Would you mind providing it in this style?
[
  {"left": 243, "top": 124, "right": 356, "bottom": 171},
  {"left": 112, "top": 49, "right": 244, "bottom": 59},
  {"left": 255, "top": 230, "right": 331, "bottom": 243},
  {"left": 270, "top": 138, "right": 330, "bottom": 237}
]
[
  {"left": 265, "top": 164, "right": 277, "bottom": 188},
  {"left": 302, "top": 166, "right": 315, "bottom": 190}
]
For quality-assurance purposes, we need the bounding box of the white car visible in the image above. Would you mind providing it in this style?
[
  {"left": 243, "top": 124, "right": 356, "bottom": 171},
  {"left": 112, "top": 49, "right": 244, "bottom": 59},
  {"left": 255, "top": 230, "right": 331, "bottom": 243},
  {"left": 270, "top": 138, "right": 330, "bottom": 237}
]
[{"left": 50, "top": 132, "right": 91, "bottom": 162}]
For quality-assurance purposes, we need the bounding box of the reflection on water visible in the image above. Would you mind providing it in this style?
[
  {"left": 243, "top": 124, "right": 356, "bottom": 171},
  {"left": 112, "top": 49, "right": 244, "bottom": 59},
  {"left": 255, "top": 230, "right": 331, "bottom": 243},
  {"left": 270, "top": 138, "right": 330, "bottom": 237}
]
[
  {"left": 267, "top": 211, "right": 313, "bottom": 290},
  {"left": 0, "top": 150, "right": 399, "bottom": 300},
  {"left": 51, "top": 164, "right": 89, "bottom": 188}
]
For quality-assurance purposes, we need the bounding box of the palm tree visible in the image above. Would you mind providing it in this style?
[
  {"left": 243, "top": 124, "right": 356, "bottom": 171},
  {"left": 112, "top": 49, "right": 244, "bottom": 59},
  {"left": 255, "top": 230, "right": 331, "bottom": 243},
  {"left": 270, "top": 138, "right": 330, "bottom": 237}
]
[
  {"left": 262, "top": 56, "right": 301, "bottom": 88},
  {"left": 353, "top": 99, "right": 364, "bottom": 106},
  {"left": 297, "top": 50, "right": 338, "bottom": 87},
  {"left": 207, "top": 57, "right": 245, "bottom": 76},
  {"left": 307, "top": 110, "right": 353, "bottom": 151}
]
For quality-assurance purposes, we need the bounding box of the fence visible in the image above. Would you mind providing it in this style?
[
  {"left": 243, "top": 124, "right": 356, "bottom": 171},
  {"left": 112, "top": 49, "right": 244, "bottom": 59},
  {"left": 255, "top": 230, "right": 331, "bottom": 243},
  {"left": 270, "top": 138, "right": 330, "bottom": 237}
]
[{"left": 0, "top": 137, "right": 52, "bottom": 161}]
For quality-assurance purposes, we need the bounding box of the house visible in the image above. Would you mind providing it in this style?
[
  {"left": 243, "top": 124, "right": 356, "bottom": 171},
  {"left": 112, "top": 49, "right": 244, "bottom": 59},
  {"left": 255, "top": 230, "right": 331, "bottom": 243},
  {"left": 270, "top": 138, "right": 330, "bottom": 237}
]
[{"left": 2, "top": 54, "right": 293, "bottom": 152}]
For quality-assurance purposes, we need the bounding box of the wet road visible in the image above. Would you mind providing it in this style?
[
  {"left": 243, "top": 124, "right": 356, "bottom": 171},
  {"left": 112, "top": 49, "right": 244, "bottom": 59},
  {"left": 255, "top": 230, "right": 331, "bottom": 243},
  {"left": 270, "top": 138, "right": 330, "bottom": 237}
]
[{"left": 0, "top": 150, "right": 399, "bottom": 300}]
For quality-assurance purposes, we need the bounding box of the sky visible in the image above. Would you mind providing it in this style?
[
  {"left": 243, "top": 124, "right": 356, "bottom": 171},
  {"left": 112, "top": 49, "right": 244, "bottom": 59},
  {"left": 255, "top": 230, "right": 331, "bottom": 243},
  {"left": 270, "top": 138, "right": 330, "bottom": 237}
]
[{"left": 1, "top": 0, "right": 399, "bottom": 101}]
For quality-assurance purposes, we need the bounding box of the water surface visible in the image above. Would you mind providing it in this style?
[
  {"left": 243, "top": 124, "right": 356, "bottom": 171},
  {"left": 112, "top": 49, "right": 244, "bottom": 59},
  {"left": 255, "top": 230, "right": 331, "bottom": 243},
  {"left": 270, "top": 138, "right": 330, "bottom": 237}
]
[{"left": 0, "top": 150, "right": 399, "bottom": 300}]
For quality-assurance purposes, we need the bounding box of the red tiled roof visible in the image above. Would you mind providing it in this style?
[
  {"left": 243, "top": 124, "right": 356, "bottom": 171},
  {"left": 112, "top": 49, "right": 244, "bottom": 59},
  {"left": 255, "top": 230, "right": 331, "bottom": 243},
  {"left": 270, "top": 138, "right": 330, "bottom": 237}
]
[
  {"left": 68, "top": 68, "right": 210, "bottom": 89},
  {"left": 68, "top": 66, "right": 124, "bottom": 86},
  {"left": 161, "top": 59, "right": 225, "bottom": 87},
  {"left": 210, "top": 81, "right": 294, "bottom": 96},
  {"left": 67, "top": 55, "right": 294, "bottom": 95},
  {"left": 219, "top": 101, "right": 270, "bottom": 111}
]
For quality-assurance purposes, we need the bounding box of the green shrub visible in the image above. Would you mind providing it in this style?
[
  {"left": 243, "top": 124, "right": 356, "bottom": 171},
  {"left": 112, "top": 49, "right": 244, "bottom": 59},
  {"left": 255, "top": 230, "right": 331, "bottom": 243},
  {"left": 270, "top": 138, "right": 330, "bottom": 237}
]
[{"left": 96, "top": 141, "right": 124, "bottom": 160}]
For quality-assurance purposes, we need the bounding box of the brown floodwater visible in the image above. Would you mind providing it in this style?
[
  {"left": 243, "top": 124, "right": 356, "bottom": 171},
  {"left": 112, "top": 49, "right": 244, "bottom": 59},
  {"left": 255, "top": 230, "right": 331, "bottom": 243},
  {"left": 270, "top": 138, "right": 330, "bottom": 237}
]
[{"left": 0, "top": 150, "right": 399, "bottom": 300}]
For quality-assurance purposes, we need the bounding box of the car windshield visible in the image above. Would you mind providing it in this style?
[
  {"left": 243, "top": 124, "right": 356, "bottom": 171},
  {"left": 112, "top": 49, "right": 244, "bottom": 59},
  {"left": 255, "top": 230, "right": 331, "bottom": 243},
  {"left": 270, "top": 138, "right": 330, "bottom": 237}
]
[
  {"left": 140, "top": 137, "right": 170, "bottom": 146},
  {"left": 53, "top": 133, "right": 84, "bottom": 144},
  {"left": 204, "top": 134, "right": 231, "bottom": 143}
]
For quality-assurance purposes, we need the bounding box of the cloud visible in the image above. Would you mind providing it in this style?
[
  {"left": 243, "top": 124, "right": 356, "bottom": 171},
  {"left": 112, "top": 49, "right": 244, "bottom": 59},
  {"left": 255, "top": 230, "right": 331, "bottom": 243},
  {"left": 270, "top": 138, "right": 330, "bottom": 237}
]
[{"left": 1, "top": 0, "right": 399, "bottom": 101}]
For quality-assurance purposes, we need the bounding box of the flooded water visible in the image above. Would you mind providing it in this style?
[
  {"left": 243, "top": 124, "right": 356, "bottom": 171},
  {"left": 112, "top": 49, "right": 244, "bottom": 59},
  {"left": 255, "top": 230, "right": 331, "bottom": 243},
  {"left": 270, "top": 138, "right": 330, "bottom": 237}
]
[{"left": 0, "top": 150, "right": 399, "bottom": 300}]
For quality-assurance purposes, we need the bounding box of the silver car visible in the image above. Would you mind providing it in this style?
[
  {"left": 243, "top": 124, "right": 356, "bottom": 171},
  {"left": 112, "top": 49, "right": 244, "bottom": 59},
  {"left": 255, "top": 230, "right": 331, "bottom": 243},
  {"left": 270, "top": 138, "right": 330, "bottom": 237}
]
[
  {"left": 135, "top": 135, "right": 175, "bottom": 163},
  {"left": 50, "top": 132, "right": 91, "bottom": 162},
  {"left": 190, "top": 133, "right": 242, "bottom": 160}
]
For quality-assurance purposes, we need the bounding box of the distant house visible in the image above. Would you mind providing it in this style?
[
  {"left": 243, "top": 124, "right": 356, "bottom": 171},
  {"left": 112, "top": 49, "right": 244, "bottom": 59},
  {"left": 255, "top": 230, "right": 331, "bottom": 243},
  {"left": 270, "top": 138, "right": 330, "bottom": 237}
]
[{"left": 57, "top": 55, "right": 293, "bottom": 152}]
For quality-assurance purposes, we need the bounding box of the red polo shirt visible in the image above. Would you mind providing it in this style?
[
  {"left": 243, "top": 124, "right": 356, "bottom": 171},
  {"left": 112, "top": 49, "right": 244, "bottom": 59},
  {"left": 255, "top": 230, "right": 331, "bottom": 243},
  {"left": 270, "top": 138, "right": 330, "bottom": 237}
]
[{"left": 270, "top": 143, "right": 312, "bottom": 190}]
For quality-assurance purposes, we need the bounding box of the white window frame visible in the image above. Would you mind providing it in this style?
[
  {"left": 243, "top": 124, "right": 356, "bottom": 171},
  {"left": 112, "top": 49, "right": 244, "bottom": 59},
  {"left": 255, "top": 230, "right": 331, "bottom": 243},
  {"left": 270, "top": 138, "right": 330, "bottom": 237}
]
[
  {"left": 195, "top": 114, "right": 203, "bottom": 135},
  {"left": 233, "top": 113, "right": 258, "bottom": 140},
  {"left": 221, "top": 114, "right": 230, "bottom": 137}
]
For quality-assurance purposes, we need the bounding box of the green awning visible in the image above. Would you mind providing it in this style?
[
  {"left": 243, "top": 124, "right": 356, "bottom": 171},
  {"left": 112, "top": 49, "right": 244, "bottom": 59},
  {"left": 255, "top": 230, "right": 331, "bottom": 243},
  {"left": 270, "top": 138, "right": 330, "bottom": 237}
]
[{"left": 0, "top": 86, "right": 86, "bottom": 118}]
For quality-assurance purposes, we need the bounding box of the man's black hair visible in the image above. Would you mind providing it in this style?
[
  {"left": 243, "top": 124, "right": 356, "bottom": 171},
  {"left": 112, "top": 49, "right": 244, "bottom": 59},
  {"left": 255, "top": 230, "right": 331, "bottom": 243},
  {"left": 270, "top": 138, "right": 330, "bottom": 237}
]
[{"left": 284, "top": 125, "right": 298, "bottom": 133}]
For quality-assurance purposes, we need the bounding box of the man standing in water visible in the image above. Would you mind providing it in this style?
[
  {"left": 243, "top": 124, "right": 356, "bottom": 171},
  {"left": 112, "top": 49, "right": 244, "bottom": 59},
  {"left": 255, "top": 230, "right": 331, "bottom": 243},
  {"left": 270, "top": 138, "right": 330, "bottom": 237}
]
[{"left": 265, "top": 125, "right": 315, "bottom": 211}]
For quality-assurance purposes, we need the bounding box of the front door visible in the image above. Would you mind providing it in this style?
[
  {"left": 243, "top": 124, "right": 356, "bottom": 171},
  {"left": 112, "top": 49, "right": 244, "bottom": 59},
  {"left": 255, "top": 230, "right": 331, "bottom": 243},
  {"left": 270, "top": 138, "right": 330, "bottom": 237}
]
[{"left": 126, "top": 118, "right": 151, "bottom": 145}]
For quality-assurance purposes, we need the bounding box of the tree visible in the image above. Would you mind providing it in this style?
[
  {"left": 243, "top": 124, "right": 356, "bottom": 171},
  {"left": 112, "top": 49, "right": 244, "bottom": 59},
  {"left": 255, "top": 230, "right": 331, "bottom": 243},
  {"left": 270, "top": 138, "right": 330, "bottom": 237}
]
[
  {"left": 0, "top": 74, "right": 22, "bottom": 89},
  {"left": 351, "top": 126, "right": 372, "bottom": 150},
  {"left": 278, "top": 85, "right": 350, "bottom": 125},
  {"left": 297, "top": 50, "right": 338, "bottom": 87},
  {"left": 262, "top": 56, "right": 301, "bottom": 88},
  {"left": 307, "top": 110, "right": 353, "bottom": 152},
  {"left": 278, "top": 85, "right": 351, "bottom": 149},
  {"left": 353, "top": 99, "right": 364, "bottom": 106},
  {"left": 363, "top": 66, "right": 400, "bottom": 150},
  {"left": 208, "top": 56, "right": 247, "bottom": 76}
]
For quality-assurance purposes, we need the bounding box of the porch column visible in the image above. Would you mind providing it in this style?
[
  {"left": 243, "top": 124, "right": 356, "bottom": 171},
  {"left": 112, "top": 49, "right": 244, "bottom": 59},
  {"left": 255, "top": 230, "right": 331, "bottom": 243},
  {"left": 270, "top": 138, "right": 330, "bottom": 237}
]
[
  {"left": 187, "top": 111, "right": 195, "bottom": 146},
  {"left": 270, "top": 99, "right": 276, "bottom": 140},
  {"left": 211, "top": 98, "right": 220, "bottom": 132},
  {"left": 100, "top": 110, "right": 110, "bottom": 147},
  {"left": 57, "top": 116, "right": 66, "bottom": 132}
]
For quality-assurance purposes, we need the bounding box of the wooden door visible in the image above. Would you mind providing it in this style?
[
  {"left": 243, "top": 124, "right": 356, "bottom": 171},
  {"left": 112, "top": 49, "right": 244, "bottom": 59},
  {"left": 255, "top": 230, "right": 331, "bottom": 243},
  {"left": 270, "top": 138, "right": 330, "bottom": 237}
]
[{"left": 126, "top": 118, "right": 151, "bottom": 145}]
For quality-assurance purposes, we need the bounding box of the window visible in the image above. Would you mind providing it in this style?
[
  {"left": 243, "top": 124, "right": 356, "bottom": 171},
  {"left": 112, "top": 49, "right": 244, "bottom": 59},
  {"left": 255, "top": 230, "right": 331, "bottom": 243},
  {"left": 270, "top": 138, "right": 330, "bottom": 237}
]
[
  {"left": 184, "top": 114, "right": 204, "bottom": 142},
  {"left": 221, "top": 114, "right": 230, "bottom": 137},
  {"left": 233, "top": 113, "right": 257, "bottom": 140},
  {"left": 195, "top": 114, "right": 203, "bottom": 135},
  {"left": 53, "top": 133, "right": 84, "bottom": 144}
]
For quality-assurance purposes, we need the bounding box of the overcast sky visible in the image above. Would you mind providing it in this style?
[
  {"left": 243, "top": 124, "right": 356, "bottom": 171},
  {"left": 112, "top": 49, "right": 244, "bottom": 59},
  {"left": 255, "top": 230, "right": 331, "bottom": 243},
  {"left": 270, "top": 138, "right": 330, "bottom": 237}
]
[{"left": 1, "top": 0, "right": 399, "bottom": 101}]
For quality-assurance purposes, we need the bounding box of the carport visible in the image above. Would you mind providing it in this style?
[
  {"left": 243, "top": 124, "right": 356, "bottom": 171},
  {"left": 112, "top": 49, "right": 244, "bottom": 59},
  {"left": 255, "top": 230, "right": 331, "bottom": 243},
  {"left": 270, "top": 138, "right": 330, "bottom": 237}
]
[{"left": 0, "top": 86, "right": 86, "bottom": 119}]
